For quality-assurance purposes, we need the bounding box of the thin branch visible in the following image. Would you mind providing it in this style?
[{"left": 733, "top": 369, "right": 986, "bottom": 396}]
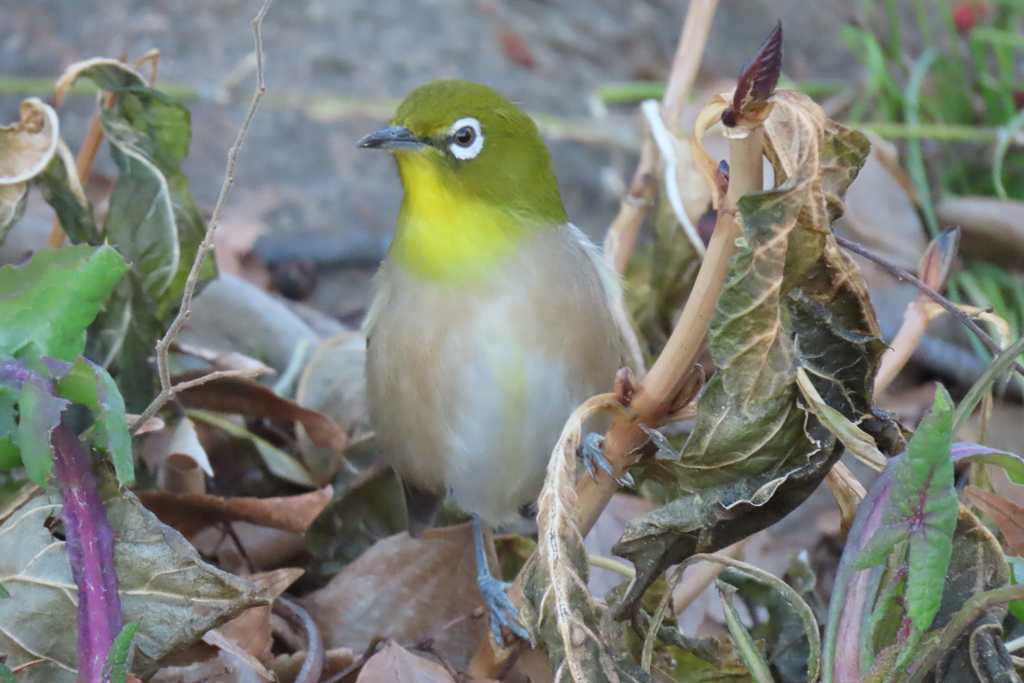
[
  {"left": 130, "top": 0, "right": 273, "bottom": 434},
  {"left": 164, "top": 367, "right": 265, "bottom": 395},
  {"left": 835, "top": 235, "right": 1024, "bottom": 379}
]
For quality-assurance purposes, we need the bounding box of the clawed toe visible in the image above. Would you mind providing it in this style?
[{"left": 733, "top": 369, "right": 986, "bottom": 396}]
[
  {"left": 579, "top": 432, "right": 634, "bottom": 487},
  {"left": 478, "top": 573, "right": 530, "bottom": 643}
]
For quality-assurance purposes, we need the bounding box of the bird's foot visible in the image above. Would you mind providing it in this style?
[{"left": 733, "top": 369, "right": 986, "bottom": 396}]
[
  {"left": 579, "top": 432, "right": 635, "bottom": 487},
  {"left": 477, "top": 571, "right": 530, "bottom": 644}
]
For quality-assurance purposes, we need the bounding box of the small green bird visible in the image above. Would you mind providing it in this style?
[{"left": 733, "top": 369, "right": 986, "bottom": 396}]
[{"left": 358, "top": 79, "right": 625, "bottom": 642}]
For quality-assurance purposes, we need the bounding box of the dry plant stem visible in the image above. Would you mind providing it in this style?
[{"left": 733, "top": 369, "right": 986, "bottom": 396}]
[
  {"left": 604, "top": 138, "right": 656, "bottom": 275},
  {"left": 662, "top": 0, "right": 719, "bottom": 132},
  {"left": 273, "top": 597, "right": 324, "bottom": 683},
  {"left": 47, "top": 90, "right": 116, "bottom": 249},
  {"left": 836, "top": 235, "right": 1024, "bottom": 380},
  {"left": 130, "top": 0, "right": 273, "bottom": 434},
  {"left": 578, "top": 130, "right": 761, "bottom": 532},
  {"left": 874, "top": 302, "right": 931, "bottom": 394},
  {"left": 602, "top": 0, "right": 718, "bottom": 274}
]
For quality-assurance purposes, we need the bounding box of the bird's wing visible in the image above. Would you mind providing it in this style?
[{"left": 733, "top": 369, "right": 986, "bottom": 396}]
[{"left": 566, "top": 223, "right": 642, "bottom": 372}]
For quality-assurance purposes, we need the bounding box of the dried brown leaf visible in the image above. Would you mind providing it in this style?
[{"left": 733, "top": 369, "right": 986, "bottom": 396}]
[
  {"left": 299, "top": 524, "right": 487, "bottom": 671},
  {"left": 174, "top": 373, "right": 349, "bottom": 452},
  {"left": 136, "top": 486, "right": 333, "bottom": 539},
  {"left": 204, "top": 568, "right": 304, "bottom": 670},
  {"left": 356, "top": 641, "right": 456, "bottom": 683},
  {"left": 964, "top": 485, "right": 1024, "bottom": 556},
  {"left": 0, "top": 98, "right": 60, "bottom": 184}
]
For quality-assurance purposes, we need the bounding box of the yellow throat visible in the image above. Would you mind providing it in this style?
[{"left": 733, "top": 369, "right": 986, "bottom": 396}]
[{"left": 390, "top": 152, "right": 533, "bottom": 283}]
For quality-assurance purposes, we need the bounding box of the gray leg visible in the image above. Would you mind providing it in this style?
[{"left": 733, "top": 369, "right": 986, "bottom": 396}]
[
  {"left": 579, "top": 432, "right": 635, "bottom": 486},
  {"left": 472, "top": 513, "right": 530, "bottom": 643}
]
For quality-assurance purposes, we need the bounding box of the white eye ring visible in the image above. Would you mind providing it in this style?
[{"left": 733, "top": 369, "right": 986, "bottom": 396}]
[{"left": 448, "top": 117, "right": 484, "bottom": 160}]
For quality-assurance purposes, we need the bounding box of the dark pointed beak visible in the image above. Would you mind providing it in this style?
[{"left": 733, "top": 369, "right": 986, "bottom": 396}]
[{"left": 357, "top": 125, "right": 426, "bottom": 150}]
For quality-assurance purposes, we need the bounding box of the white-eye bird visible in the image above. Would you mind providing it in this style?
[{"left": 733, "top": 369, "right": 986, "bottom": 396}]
[{"left": 358, "top": 79, "right": 625, "bottom": 642}]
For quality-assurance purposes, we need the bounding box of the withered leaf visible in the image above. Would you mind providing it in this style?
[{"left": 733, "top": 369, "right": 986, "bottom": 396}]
[
  {"left": 299, "top": 524, "right": 487, "bottom": 672},
  {"left": 0, "top": 484, "right": 267, "bottom": 682},
  {"left": 175, "top": 373, "right": 349, "bottom": 454},
  {"left": 136, "top": 486, "right": 333, "bottom": 539},
  {"left": 204, "top": 568, "right": 304, "bottom": 675},
  {"left": 356, "top": 641, "right": 455, "bottom": 683},
  {"left": 615, "top": 91, "right": 886, "bottom": 615},
  {"left": 963, "top": 486, "right": 1024, "bottom": 556}
]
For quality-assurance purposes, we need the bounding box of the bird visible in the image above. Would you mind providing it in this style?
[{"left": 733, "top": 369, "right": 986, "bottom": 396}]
[{"left": 358, "top": 79, "right": 625, "bottom": 643}]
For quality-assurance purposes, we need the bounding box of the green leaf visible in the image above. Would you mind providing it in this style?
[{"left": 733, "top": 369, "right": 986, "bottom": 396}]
[
  {"left": 717, "top": 582, "right": 775, "bottom": 683},
  {"left": 100, "top": 89, "right": 211, "bottom": 314},
  {"left": 856, "top": 386, "right": 957, "bottom": 632},
  {"left": 0, "top": 581, "right": 9, "bottom": 598},
  {"left": 0, "top": 381, "right": 19, "bottom": 469},
  {"left": 101, "top": 622, "right": 138, "bottom": 683},
  {"left": 0, "top": 245, "right": 129, "bottom": 361},
  {"left": 0, "top": 663, "right": 15, "bottom": 683},
  {"left": 34, "top": 149, "right": 100, "bottom": 246},
  {"left": 1008, "top": 556, "right": 1024, "bottom": 624},
  {"left": 53, "top": 357, "right": 133, "bottom": 486},
  {"left": 16, "top": 378, "right": 69, "bottom": 485}
]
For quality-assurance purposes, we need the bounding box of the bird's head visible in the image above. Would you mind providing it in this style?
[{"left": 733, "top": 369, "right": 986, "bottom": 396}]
[{"left": 358, "top": 79, "right": 567, "bottom": 228}]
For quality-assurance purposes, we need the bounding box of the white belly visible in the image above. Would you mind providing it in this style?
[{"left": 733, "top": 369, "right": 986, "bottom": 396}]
[{"left": 365, "top": 226, "right": 623, "bottom": 528}]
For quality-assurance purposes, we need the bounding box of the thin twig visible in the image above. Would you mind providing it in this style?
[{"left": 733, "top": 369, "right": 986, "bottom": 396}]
[
  {"left": 130, "top": 0, "right": 273, "bottom": 434},
  {"left": 835, "top": 235, "right": 1024, "bottom": 379},
  {"left": 165, "top": 367, "right": 265, "bottom": 395}
]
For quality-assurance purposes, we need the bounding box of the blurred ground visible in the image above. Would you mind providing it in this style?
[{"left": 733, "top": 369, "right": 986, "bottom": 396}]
[{"left": 2, "top": 0, "right": 864, "bottom": 318}]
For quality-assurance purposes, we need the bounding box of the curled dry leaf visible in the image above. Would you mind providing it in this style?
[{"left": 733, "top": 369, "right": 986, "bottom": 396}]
[
  {"left": 174, "top": 373, "right": 349, "bottom": 454},
  {"left": 356, "top": 641, "right": 456, "bottom": 683},
  {"left": 300, "top": 523, "right": 488, "bottom": 671},
  {"left": 0, "top": 99, "right": 60, "bottom": 185},
  {"left": 519, "top": 394, "right": 651, "bottom": 682},
  {"left": 136, "top": 485, "right": 333, "bottom": 539},
  {"left": 614, "top": 89, "right": 891, "bottom": 616},
  {"left": 0, "top": 99, "right": 60, "bottom": 238},
  {"left": 54, "top": 57, "right": 149, "bottom": 104}
]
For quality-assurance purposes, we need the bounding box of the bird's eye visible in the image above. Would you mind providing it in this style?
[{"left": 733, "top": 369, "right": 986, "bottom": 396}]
[
  {"left": 453, "top": 126, "right": 476, "bottom": 147},
  {"left": 447, "top": 117, "right": 484, "bottom": 160}
]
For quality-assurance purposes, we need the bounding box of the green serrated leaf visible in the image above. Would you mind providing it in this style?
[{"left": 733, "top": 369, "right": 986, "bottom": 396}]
[
  {"left": 0, "top": 245, "right": 129, "bottom": 361},
  {"left": 16, "top": 378, "right": 69, "bottom": 485},
  {"left": 856, "top": 386, "right": 957, "bottom": 632},
  {"left": 0, "top": 662, "right": 15, "bottom": 683},
  {"left": 101, "top": 622, "right": 138, "bottom": 683},
  {"left": 54, "top": 357, "right": 133, "bottom": 486}
]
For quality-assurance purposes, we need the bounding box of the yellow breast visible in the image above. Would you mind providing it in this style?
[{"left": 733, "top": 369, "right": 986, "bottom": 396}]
[{"left": 390, "top": 152, "right": 523, "bottom": 282}]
